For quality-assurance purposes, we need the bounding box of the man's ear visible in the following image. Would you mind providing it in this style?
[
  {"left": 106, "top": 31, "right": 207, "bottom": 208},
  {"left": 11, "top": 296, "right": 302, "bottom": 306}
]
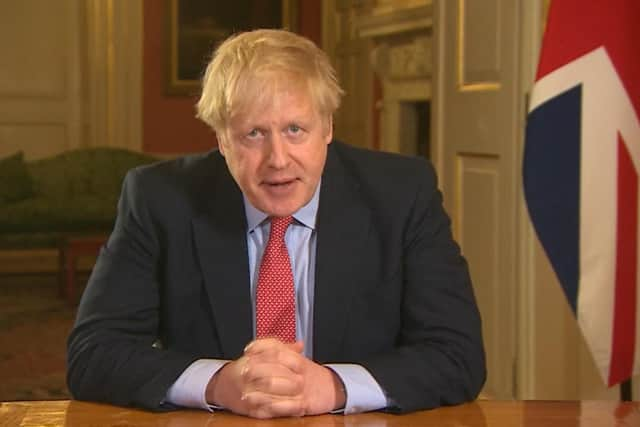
[
  {"left": 324, "top": 116, "right": 333, "bottom": 145},
  {"left": 216, "top": 133, "right": 226, "bottom": 156}
]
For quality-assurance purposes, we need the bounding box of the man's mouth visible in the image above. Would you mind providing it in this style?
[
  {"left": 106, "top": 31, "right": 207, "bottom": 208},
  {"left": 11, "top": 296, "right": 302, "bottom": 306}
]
[
  {"left": 262, "top": 178, "right": 298, "bottom": 193},
  {"left": 264, "top": 178, "right": 297, "bottom": 186}
]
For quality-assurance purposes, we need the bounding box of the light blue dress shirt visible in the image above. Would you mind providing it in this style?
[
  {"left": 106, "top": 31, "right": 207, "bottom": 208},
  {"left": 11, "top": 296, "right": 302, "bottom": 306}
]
[{"left": 166, "top": 183, "right": 387, "bottom": 414}]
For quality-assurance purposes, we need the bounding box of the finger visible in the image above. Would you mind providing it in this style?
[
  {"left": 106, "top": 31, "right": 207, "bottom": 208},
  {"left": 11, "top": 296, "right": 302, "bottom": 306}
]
[
  {"left": 246, "top": 372, "right": 304, "bottom": 397},
  {"left": 244, "top": 346, "right": 306, "bottom": 374},
  {"left": 244, "top": 337, "right": 285, "bottom": 354},
  {"left": 242, "top": 361, "right": 304, "bottom": 393},
  {"left": 243, "top": 359, "right": 299, "bottom": 380},
  {"left": 241, "top": 359, "right": 304, "bottom": 387},
  {"left": 242, "top": 391, "right": 305, "bottom": 418}
]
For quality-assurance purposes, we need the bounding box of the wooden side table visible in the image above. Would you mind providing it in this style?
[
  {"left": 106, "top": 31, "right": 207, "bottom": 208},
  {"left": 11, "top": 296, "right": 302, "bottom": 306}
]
[{"left": 59, "top": 235, "right": 107, "bottom": 305}]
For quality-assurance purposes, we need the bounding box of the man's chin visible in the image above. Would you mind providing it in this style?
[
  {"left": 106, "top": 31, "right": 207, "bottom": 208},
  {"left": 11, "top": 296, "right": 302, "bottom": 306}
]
[
  {"left": 254, "top": 185, "right": 307, "bottom": 216},
  {"left": 262, "top": 204, "right": 301, "bottom": 218},
  {"left": 255, "top": 196, "right": 305, "bottom": 218}
]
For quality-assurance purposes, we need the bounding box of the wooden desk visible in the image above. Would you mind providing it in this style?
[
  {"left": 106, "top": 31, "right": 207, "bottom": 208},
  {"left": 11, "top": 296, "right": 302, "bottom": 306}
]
[{"left": 0, "top": 400, "right": 638, "bottom": 426}]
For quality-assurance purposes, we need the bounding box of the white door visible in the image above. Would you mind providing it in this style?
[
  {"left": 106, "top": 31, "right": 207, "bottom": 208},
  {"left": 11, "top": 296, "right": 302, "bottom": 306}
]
[{"left": 432, "top": 0, "right": 522, "bottom": 399}]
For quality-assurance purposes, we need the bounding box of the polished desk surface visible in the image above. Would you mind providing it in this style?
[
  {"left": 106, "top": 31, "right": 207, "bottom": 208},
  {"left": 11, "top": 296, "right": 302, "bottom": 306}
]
[{"left": 0, "top": 400, "right": 638, "bottom": 426}]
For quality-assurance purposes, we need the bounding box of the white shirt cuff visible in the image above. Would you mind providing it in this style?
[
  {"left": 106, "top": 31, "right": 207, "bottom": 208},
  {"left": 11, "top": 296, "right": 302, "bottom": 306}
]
[
  {"left": 165, "top": 359, "right": 228, "bottom": 411},
  {"left": 325, "top": 363, "right": 388, "bottom": 414}
]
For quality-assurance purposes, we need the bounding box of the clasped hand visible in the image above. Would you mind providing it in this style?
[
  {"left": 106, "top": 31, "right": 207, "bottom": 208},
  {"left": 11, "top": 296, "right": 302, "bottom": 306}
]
[{"left": 205, "top": 338, "right": 346, "bottom": 419}]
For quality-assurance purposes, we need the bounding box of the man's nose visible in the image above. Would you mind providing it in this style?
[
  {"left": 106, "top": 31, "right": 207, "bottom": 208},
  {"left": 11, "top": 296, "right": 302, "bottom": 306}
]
[{"left": 266, "top": 133, "right": 289, "bottom": 169}]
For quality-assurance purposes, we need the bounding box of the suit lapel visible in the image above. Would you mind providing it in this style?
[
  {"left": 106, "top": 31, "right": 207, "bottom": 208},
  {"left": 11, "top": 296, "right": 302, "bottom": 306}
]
[
  {"left": 313, "top": 145, "right": 372, "bottom": 362},
  {"left": 192, "top": 157, "right": 252, "bottom": 359}
]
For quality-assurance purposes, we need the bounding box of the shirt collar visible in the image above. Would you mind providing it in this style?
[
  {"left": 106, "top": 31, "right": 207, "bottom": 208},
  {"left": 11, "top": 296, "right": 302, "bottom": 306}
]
[{"left": 243, "top": 180, "right": 321, "bottom": 232}]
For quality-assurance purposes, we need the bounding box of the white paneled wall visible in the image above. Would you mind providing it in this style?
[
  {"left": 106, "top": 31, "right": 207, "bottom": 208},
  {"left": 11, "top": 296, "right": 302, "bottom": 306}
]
[
  {"left": 0, "top": 0, "right": 83, "bottom": 160},
  {"left": 0, "top": 0, "right": 142, "bottom": 160}
]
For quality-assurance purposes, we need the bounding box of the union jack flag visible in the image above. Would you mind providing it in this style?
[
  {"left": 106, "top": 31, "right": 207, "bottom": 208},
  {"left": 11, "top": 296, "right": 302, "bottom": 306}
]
[{"left": 523, "top": 0, "right": 640, "bottom": 386}]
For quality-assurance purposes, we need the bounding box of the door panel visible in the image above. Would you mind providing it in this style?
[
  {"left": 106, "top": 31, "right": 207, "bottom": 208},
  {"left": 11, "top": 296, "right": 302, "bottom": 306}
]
[{"left": 433, "top": 0, "right": 520, "bottom": 399}]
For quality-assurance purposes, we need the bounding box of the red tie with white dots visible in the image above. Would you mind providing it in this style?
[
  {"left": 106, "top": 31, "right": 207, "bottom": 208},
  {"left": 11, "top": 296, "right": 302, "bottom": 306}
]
[{"left": 256, "top": 216, "right": 296, "bottom": 343}]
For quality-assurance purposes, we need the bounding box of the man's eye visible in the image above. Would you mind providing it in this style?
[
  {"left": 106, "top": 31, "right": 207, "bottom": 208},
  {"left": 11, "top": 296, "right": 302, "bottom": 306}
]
[
  {"left": 288, "top": 124, "right": 301, "bottom": 134},
  {"left": 247, "top": 129, "right": 260, "bottom": 138}
]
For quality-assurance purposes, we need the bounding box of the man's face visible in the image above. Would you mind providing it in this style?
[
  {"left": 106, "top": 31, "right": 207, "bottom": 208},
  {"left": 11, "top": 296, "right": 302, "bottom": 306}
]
[{"left": 218, "top": 86, "right": 332, "bottom": 217}]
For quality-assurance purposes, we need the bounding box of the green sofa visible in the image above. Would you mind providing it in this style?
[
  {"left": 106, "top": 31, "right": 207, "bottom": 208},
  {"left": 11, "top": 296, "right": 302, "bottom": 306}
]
[{"left": 0, "top": 148, "right": 158, "bottom": 250}]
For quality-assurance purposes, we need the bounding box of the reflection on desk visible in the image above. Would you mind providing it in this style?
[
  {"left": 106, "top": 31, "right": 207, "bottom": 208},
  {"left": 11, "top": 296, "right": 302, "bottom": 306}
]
[{"left": 0, "top": 399, "right": 638, "bottom": 426}]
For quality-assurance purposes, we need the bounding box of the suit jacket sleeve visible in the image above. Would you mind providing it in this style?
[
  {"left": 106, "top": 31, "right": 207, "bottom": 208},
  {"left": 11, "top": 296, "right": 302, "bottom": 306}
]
[
  {"left": 66, "top": 168, "right": 198, "bottom": 410},
  {"left": 359, "top": 159, "right": 486, "bottom": 413}
]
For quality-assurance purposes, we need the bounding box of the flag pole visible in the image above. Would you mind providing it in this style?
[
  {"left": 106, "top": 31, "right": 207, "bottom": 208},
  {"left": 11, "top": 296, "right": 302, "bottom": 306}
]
[{"left": 620, "top": 379, "right": 632, "bottom": 401}]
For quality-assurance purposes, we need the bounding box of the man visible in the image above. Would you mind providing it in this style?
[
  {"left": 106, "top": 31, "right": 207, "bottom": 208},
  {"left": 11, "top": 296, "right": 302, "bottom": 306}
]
[{"left": 67, "top": 29, "right": 485, "bottom": 419}]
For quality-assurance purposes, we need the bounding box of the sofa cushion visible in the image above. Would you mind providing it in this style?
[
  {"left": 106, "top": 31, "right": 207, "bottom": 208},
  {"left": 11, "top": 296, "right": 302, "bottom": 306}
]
[
  {"left": 0, "top": 152, "right": 35, "bottom": 204},
  {"left": 27, "top": 147, "right": 157, "bottom": 198},
  {"left": 0, "top": 147, "right": 159, "bottom": 249},
  {"left": 87, "top": 149, "right": 157, "bottom": 195},
  {"left": 0, "top": 195, "right": 118, "bottom": 233}
]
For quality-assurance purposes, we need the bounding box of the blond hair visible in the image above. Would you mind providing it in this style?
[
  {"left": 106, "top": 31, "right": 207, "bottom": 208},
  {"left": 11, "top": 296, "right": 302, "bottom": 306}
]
[{"left": 196, "top": 29, "right": 344, "bottom": 134}]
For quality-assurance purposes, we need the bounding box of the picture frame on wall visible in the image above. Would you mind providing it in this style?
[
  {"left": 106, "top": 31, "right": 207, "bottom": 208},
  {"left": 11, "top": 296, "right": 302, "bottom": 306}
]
[{"left": 165, "top": 0, "right": 298, "bottom": 96}]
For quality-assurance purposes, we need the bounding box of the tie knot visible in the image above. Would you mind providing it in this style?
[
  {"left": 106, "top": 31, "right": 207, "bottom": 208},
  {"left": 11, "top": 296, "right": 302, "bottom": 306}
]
[{"left": 269, "top": 216, "right": 293, "bottom": 241}]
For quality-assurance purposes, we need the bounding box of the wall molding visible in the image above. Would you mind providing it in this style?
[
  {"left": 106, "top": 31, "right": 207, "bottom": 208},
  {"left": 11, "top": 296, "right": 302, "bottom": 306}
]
[{"left": 355, "top": 4, "right": 432, "bottom": 155}]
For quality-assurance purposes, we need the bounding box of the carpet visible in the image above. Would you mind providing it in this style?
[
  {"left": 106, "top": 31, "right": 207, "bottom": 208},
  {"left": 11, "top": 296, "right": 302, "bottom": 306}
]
[{"left": 0, "top": 274, "right": 76, "bottom": 401}]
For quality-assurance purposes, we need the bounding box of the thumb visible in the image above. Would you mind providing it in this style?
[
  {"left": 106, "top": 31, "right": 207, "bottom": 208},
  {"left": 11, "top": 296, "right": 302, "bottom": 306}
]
[{"left": 285, "top": 340, "right": 304, "bottom": 354}]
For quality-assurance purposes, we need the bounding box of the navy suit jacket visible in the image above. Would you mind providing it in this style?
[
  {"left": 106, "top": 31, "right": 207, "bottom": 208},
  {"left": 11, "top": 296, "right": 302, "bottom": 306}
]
[{"left": 67, "top": 141, "right": 486, "bottom": 413}]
